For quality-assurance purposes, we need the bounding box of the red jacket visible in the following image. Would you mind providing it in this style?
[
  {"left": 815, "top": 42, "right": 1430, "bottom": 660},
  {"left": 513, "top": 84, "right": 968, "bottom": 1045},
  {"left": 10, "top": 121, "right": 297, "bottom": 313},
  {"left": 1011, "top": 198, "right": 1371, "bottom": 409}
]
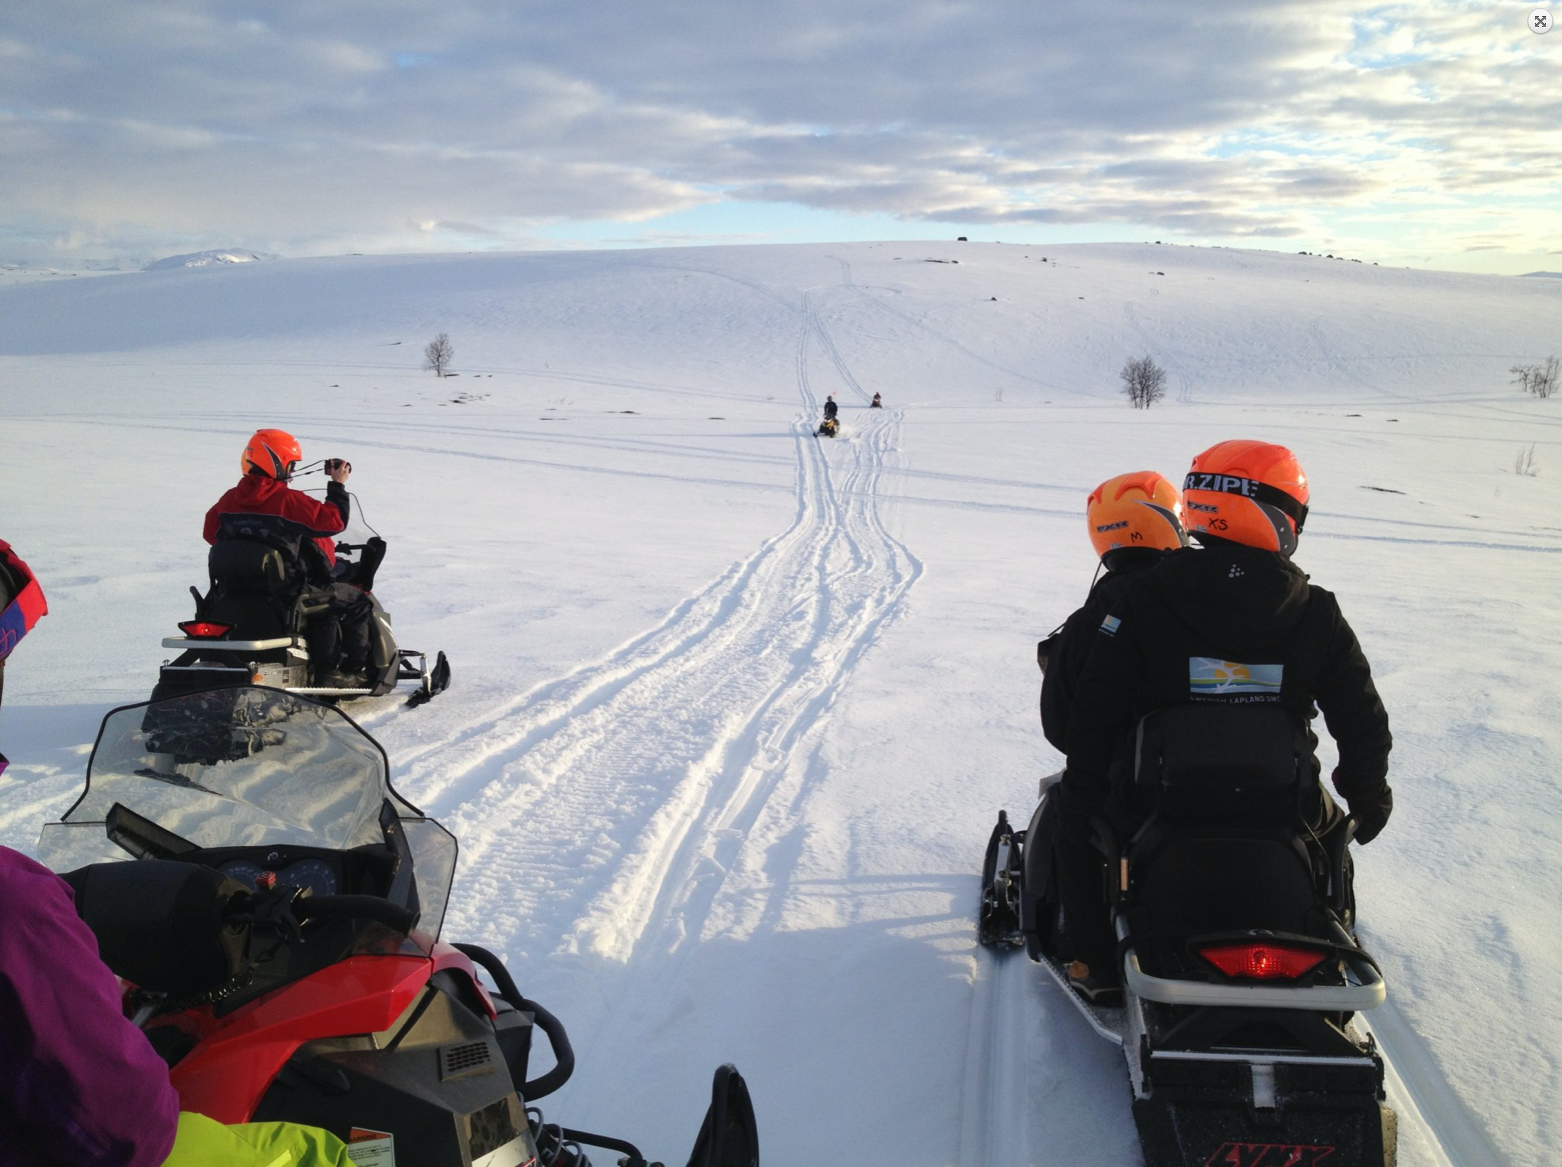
[{"left": 203, "top": 475, "right": 349, "bottom": 567}]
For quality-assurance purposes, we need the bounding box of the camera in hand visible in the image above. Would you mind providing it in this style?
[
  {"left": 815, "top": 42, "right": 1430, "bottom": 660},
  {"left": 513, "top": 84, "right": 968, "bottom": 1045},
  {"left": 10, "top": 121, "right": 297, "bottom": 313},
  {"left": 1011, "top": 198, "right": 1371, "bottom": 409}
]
[{"left": 326, "top": 458, "right": 351, "bottom": 473}]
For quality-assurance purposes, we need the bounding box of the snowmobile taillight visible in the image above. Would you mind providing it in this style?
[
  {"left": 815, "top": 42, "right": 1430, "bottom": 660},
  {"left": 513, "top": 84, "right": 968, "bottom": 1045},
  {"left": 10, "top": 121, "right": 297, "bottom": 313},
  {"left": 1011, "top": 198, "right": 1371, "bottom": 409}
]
[
  {"left": 177, "top": 620, "right": 233, "bottom": 639},
  {"left": 1197, "top": 941, "right": 1328, "bottom": 980}
]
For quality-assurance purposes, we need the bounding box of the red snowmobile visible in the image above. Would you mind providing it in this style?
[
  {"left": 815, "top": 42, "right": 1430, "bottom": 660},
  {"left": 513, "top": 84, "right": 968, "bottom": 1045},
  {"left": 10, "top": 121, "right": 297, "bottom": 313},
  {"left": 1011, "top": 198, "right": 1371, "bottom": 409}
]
[{"left": 38, "top": 686, "right": 758, "bottom": 1167}]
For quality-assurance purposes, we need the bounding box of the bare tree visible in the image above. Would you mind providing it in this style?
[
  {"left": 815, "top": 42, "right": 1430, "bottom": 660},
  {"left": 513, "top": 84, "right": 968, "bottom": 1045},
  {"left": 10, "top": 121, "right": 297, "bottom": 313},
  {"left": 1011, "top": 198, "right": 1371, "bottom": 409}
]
[
  {"left": 1120, "top": 356, "right": 1168, "bottom": 409},
  {"left": 424, "top": 332, "right": 454, "bottom": 378},
  {"left": 1510, "top": 356, "right": 1559, "bottom": 399}
]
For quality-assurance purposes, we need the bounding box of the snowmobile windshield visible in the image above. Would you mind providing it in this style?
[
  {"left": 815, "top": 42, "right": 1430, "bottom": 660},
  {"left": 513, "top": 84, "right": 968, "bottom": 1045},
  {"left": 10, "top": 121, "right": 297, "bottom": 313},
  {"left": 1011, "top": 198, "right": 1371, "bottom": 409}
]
[{"left": 37, "top": 687, "right": 458, "bottom": 940}]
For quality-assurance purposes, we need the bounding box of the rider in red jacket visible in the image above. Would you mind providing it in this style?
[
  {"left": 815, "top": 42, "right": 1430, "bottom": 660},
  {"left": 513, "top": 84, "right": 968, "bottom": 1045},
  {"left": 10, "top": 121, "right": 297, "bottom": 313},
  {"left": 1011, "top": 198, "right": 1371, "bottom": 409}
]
[{"left": 204, "top": 430, "right": 371, "bottom": 686}]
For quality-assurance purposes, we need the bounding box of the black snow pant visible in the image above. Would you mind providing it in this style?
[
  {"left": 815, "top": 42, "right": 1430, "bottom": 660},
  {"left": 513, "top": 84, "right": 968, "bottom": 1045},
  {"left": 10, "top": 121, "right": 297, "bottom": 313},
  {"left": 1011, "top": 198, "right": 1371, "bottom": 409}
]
[
  {"left": 1054, "top": 830, "right": 1117, "bottom": 977},
  {"left": 307, "top": 582, "right": 372, "bottom": 671}
]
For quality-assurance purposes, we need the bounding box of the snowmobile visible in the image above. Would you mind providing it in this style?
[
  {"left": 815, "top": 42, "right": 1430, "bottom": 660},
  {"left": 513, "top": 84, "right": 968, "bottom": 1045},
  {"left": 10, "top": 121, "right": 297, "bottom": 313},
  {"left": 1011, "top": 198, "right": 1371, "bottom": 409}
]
[
  {"left": 36, "top": 685, "right": 760, "bottom": 1167},
  {"left": 816, "top": 417, "right": 839, "bottom": 438},
  {"left": 157, "top": 536, "right": 450, "bottom": 706},
  {"left": 979, "top": 703, "right": 1395, "bottom": 1167}
]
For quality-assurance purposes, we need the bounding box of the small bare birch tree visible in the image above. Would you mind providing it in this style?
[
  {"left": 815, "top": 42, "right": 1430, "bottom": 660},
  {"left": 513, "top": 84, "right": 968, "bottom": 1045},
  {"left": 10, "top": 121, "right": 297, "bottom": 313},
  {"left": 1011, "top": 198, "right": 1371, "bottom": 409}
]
[
  {"left": 1510, "top": 356, "right": 1559, "bottom": 399},
  {"left": 424, "top": 332, "right": 454, "bottom": 378},
  {"left": 1120, "top": 356, "right": 1167, "bottom": 409}
]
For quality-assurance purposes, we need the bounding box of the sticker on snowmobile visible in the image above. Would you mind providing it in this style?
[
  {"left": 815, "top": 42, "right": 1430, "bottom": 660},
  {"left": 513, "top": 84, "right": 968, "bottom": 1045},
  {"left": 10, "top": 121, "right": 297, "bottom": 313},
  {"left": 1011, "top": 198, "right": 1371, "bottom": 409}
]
[
  {"left": 1189, "top": 657, "right": 1282, "bottom": 698},
  {"left": 346, "top": 1128, "right": 395, "bottom": 1166},
  {"left": 471, "top": 1134, "right": 536, "bottom": 1167},
  {"left": 1204, "top": 1141, "right": 1336, "bottom": 1166}
]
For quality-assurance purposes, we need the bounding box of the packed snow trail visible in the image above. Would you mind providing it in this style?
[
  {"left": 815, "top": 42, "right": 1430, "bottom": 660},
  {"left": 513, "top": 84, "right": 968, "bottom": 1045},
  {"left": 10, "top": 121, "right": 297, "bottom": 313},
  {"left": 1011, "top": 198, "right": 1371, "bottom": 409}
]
[{"left": 393, "top": 298, "right": 920, "bottom": 977}]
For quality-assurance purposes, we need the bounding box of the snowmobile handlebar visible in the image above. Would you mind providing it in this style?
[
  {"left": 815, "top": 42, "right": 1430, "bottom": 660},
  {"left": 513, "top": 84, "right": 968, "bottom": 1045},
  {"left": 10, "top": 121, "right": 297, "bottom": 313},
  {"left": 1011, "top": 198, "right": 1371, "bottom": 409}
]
[
  {"left": 452, "top": 942, "right": 577, "bottom": 1101},
  {"left": 293, "top": 893, "right": 419, "bottom": 935}
]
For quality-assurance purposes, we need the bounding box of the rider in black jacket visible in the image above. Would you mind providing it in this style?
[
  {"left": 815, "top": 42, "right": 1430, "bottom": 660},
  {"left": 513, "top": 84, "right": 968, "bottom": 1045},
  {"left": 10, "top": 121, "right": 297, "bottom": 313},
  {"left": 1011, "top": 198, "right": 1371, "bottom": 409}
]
[
  {"left": 1056, "top": 440, "right": 1393, "bottom": 997},
  {"left": 1040, "top": 470, "right": 1187, "bottom": 752}
]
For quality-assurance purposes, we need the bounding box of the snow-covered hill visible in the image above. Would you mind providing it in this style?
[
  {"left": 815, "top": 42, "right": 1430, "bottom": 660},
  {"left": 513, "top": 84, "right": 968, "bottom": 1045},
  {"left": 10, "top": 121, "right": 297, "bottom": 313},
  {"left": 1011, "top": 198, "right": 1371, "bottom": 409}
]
[
  {"left": 143, "top": 249, "right": 274, "bottom": 271},
  {"left": 1, "top": 242, "right": 1558, "bottom": 1166}
]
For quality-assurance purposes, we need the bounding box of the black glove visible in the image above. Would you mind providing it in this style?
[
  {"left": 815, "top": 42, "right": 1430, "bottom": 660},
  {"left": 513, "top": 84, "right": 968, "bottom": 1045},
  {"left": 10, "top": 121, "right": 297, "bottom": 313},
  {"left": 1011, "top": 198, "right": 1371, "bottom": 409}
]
[{"left": 1349, "top": 785, "right": 1393, "bottom": 845}]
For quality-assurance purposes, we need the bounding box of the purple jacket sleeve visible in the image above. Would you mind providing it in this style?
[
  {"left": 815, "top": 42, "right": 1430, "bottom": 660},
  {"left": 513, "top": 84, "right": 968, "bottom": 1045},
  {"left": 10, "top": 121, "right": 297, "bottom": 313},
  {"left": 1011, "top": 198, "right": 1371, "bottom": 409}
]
[{"left": 0, "top": 847, "right": 179, "bottom": 1167}]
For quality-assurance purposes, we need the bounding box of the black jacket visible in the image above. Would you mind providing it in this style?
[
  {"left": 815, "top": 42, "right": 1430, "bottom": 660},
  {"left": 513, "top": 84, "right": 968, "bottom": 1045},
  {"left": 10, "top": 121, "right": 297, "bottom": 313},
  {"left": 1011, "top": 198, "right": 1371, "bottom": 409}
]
[
  {"left": 1061, "top": 540, "right": 1392, "bottom": 835},
  {"left": 1040, "top": 550, "right": 1163, "bottom": 752}
]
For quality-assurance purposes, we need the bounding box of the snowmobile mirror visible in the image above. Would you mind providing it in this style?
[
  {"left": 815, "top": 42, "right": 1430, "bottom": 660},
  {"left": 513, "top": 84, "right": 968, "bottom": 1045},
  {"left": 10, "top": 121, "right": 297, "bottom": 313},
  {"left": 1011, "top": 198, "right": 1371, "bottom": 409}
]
[
  {"left": 105, "top": 801, "right": 199, "bottom": 860},
  {"left": 686, "top": 1063, "right": 758, "bottom": 1167}
]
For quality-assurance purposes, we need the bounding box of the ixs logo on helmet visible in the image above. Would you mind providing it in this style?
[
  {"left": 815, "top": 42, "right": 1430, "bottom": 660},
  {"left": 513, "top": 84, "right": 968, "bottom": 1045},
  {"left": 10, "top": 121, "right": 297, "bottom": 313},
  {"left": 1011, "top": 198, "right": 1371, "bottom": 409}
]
[
  {"left": 1205, "top": 1142, "right": 1336, "bottom": 1166},
  {"left": 1094, "top": 520, "right": 1130, "bottom": 533},
  {"left": 1185, "top": 472, "right": 1261, "bottom": 498}
]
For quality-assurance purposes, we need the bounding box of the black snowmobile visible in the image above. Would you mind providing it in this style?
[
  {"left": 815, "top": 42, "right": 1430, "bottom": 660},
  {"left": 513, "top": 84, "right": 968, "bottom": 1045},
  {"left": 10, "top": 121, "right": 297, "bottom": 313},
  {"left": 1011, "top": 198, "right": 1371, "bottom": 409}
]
[
  {"left": 36, "top": 685, "right": 759, "bottom": 1167},
  {"left": 158, "top": 536, "right": 450, "bottom": 706},
  {"left": 980, "top": 703, "right": 1395, "bottom": 1167},
  {"left": 816, "top": 417, "right": 839, "bottom": 438}
]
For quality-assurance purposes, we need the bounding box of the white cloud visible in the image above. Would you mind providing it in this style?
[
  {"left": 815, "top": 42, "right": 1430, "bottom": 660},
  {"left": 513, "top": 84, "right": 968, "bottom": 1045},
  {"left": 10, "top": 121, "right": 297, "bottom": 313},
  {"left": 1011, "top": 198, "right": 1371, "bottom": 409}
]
[{"left": 0, "top": 0, "right": 1557, "bottom": 266}]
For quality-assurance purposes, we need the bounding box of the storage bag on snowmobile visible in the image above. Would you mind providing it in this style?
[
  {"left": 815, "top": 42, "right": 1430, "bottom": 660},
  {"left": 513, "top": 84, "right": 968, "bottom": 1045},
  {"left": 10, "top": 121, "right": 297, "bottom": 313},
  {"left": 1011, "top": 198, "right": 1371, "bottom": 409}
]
[
  {"left": 1122, "top": 704, "right": 1325, "bottom": 943},
  {"left": 205, "top": 540, "right": 332, "bottom": 637}
]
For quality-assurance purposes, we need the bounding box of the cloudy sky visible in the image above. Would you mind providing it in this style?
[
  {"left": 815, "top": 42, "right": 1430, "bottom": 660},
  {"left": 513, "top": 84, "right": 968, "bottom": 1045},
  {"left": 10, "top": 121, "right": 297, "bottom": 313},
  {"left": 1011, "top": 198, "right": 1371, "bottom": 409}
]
[{"left": 3, "top": 0, "right": 1558, "bottom": 273}]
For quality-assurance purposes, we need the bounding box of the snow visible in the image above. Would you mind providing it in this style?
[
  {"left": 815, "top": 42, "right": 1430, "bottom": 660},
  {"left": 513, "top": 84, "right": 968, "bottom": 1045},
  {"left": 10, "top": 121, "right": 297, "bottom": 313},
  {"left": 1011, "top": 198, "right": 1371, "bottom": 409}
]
[{"left": 1, "top": 240, "right": 1558, "bottom": 1167}]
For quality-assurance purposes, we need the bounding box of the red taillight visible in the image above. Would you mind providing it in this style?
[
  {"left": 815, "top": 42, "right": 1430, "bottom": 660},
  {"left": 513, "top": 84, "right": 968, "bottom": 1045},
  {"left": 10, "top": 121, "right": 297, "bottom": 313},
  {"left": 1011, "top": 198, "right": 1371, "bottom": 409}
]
[
  {"left": 178, "top": 620, "right": 233, "bottom": 639},
  {"left": 1198, "top": 942, "right": 1327, "bottom": 980}
]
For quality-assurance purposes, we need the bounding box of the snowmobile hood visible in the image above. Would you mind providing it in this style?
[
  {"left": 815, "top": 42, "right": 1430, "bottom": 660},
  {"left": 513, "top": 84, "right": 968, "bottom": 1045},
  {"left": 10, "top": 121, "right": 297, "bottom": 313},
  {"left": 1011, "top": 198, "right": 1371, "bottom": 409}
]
[{"left": 1152, "top": 540, "right": 1312, "bottom": 648}]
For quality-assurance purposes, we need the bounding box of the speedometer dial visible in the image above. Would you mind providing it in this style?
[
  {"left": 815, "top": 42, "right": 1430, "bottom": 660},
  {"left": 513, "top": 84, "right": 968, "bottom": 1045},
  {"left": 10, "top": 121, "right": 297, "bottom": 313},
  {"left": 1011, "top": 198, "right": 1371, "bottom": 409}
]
[
  {"left": 277, "top": 858, "right": 338, "bottom": 896},
  {"left": 217, "top": 859, "right": 266, "bottom": 889}
]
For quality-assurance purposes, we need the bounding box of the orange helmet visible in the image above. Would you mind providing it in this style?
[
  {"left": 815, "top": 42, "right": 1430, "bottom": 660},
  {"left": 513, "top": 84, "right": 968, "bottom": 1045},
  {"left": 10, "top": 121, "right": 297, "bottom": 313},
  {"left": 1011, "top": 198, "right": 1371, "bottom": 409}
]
[
  {"left": 1086, "top": 470, "right": 1187, "bottom": 565},
  {"left": 241, "top": 429, "right": 302, "bottom": 480},
  {"left": 1182, "top": 440, "right": 1309, "bottom": 555}
]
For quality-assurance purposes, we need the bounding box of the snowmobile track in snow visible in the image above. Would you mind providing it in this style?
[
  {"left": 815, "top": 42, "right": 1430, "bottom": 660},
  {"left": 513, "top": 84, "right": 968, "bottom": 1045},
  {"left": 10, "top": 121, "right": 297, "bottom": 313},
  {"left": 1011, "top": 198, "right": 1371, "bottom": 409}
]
[{"left": 398, "top": 289, "right": 921, "bottom": 972}]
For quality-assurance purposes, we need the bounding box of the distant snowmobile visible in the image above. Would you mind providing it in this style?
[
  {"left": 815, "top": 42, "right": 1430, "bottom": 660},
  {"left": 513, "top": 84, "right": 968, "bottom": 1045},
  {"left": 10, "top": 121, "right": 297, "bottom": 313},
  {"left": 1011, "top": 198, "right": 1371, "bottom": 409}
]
[
  {"left": 870, "top": 393, "right": 882, "bottom": 408},
  {"left": 978, "top": 703, "right": 1396, "bottom": 1167},
  {"left": 157, "top": 537, "right": 449, "bottom": 706},
  {"left": 816, "top": 417, "right": 840, "bottom": 438}
]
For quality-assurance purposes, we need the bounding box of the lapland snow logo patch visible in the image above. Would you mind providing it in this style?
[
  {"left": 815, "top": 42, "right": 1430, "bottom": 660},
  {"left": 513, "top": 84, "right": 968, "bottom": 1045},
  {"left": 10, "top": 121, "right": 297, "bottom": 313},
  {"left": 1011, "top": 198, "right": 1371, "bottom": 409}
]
[
  {"left": 1189, "top": 657, "right": 1282, "bottom": 697},
  {"left": 1205, "top": 1142, "right": 1335, "bottom": 1166}
]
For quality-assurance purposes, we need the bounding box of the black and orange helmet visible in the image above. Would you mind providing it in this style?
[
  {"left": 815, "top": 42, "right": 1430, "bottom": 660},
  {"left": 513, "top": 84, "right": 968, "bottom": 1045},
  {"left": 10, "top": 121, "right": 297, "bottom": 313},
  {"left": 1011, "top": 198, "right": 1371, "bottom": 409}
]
[
  {"left": 241, "top": 429, "right": 302, "bottom": 480},
  {"left": 1182, "top": 440, "right": 1309, "bottom": 555},
  {"left": 1086, "top": 471, "right": 1187, "bottom": 563}
]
